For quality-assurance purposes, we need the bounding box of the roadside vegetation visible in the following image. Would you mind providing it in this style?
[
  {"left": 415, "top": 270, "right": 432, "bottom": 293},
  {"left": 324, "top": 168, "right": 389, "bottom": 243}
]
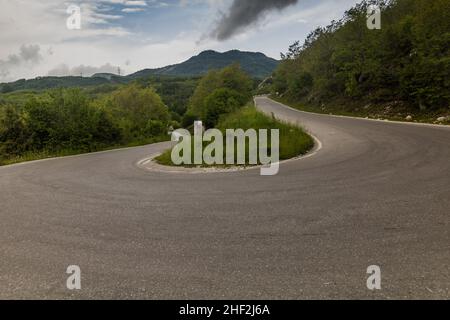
[
  {"left": 266, "top": 0, "right": 449, "bottom": 124},
  {"left": 155, "top": 65, "right": 314, "bottom": 168},
  {"left": 155, "top": 105, "right": 314, "bottom": 167},
  {"left": 0, "top": 85, "right": 173, "bottom": 165}
]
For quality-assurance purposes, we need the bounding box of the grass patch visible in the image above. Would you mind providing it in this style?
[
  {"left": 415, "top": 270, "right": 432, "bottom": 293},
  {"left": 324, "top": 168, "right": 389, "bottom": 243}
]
[
  {"left": 155, "top": 105, "right": 314, "bottom": 167},
  {"left": 0, "top": 135, "right": 169, "bottom": 166}
]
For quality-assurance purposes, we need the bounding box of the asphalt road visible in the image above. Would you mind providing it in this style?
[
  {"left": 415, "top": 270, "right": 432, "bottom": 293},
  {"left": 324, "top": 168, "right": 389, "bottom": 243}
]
[{"left": 0, "top": 96, "right": 449, "bottom": 299}]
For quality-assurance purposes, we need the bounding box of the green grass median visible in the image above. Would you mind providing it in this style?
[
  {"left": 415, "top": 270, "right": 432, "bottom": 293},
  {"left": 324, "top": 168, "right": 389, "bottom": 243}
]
[{"left": 155, "top": 105, "right": 314, "bottom": 167}]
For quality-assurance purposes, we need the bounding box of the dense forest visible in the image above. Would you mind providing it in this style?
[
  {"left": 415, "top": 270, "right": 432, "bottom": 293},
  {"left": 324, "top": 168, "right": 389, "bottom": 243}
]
[{"left": 270, "top": 0, "right": 449, "bottom": 122}]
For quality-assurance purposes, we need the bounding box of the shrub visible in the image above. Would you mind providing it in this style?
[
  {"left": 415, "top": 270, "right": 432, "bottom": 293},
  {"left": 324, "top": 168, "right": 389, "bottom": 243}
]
[
  {"left": 145, "top": 120, "right": 166, "bottom": 137},
  {"left": 0, "top": 105, "right": 29, "bottom": 158},
  {"left": 204, "top": 88, "right": 243, "bottom": 128}
]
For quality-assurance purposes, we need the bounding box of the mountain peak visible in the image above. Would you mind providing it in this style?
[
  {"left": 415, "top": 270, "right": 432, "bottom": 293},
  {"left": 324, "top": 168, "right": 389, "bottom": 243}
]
[
  {"left": 197, "top": 49, "right": 269, "bottom": 57},
  {"left": 197, "top": 50, "right": 219, "bottom": 56},
  {"left": 129, "top": 49, "right": 279, "bottom": 79}
]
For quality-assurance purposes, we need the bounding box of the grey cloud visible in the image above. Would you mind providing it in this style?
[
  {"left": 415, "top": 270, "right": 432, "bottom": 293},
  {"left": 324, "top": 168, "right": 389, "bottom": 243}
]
[
  {"left": 47, "top": 63, "right": 121, "bottom": 77},
  {"left": 17, "top": 44, "right": 42, "bottom": 63},
  {"left": 0, "top": 45, "right": 43, "bottom": 80},
  {"left": 211, "top": 0, "right": 299, "bottom": 41}
]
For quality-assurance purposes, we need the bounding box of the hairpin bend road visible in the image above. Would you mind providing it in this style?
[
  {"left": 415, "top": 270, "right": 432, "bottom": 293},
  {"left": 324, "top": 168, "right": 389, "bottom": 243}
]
[{"left": 0, "top": 96, "right": 449, "bottom": 299}]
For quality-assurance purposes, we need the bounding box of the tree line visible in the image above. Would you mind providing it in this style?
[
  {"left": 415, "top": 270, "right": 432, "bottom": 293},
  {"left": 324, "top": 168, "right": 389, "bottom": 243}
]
[
  {"left": 0, "top": 85, "right": 171, "bottom": 163},
  {"left": 272, "top": 0, "right": 449, "bottom": 114}
]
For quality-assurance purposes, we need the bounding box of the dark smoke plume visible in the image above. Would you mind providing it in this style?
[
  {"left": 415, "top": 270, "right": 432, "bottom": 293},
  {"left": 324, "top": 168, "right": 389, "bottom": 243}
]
[{"left": 211, "top": 0, "right": 299, "bottom": 40}]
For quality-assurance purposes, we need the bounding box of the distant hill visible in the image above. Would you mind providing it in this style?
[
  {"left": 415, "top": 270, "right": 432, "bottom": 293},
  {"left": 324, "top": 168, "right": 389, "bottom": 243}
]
[
  {"left": 0, "top": 76, "right": 126, "bottom": 93},
  {"left": 128, "top": 50, "right": 279, "bottom": 79},
  {"left": 0, "top": 50, "right": 279, "bottom": 93},
  {"left": 92, "top": 73, "right": 120, "bottom": 81}
]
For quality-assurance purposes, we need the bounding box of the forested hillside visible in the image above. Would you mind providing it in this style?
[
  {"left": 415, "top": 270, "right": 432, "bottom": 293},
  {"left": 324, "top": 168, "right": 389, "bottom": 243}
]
[
  {"left": 270, "top": 0, "right": 449, "bottom": 123},
  {"left": 128, "top": 50, "right": 279, "bottom": 80}
]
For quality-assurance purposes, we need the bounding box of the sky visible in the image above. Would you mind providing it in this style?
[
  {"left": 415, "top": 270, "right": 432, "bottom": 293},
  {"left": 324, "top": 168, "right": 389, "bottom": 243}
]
[{"left": 0, "top": 0, "right": 362, "bottom": 82}]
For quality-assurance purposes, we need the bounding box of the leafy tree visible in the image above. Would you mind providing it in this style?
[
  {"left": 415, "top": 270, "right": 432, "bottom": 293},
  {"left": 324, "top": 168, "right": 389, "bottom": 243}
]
[
  {"left": 187, "top": 64, "right": 253, "bottom": 121},
  {"left": 181, "top": 112, "right": 199, "bottom": 128},
  {"left": 204, "top": 88, "right": 243, "bottom": 128},
  {"left": 1, "top": 84, "right": 13, "bottom": 94},
  {"left": 145, "top": 120, "right": 166, "bottom": 137},
  {"left": 280, "top": 41, "right": 301, "bottom": 60},
  {"left": 109, "top": 84, "right": 170, "bottom": 140},
  {"left": 187, "top": 70, "right": 222, "bottom": 120},
  {"left": 287, "top": 71, "right": 314, "bottom": 99},
  {"left": 0, "top": 105, "right": 29, "bottom": 157}
]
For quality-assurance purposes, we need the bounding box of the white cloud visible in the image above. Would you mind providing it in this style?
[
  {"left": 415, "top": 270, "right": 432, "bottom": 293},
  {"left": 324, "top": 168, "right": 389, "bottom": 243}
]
[
  {"left": 125, "top": 1, "right": 147, "bottom": 6},
  {"left": 122, "top": 8, "right": 145, "bottom": 12}
]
